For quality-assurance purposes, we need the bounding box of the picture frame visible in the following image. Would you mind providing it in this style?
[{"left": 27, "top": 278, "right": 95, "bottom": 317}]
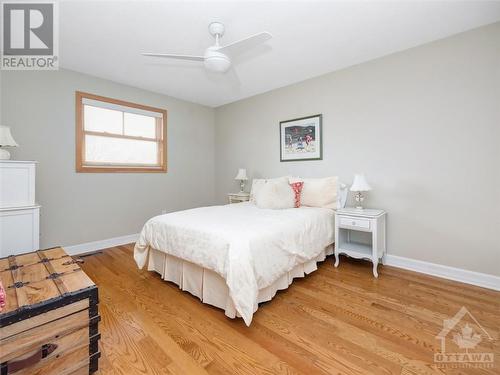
[{"left": 280, "top": 114, "right": 322, "bottom": 162}]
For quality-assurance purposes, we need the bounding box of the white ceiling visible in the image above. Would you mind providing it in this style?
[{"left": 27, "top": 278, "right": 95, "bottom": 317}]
[{"left": 60, "top": 1, "right": 500, "bottom": 107}]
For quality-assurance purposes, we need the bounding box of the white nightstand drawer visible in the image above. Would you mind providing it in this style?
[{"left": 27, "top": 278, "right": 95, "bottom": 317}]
[
  {"left": 228, "top": 193, "right": 250, "bottom": 204},
  {"left": 339, "top": 217, "right": 370, "bottom": 230}
]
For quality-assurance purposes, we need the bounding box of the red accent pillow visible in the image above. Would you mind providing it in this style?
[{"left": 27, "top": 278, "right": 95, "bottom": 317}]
[{"left": 289, "top": 182, "right": 304, "bottom": 208}]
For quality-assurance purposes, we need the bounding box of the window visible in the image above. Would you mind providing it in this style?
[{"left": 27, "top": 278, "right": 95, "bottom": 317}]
[{"left": 76, "top": 92, "right": 167, "bottom": 172}]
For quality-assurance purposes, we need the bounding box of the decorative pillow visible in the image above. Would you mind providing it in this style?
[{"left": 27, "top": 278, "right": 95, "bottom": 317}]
[
  {"left": 250, "top": 176, "right": 291, "bottom": 202},
  {"left": 289, "top": 182, "right": 304, "bottom": 208},
  {"left": 254, "top": 177, "right": 295, "bottom": 209},
  {"left": 297, "top": 176, "right": 339, "bottom": 209}
]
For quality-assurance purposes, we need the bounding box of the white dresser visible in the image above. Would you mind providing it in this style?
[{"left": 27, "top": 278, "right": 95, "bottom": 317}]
[{"left": 0, "top": 160, "right": 40, "bottom": 257}]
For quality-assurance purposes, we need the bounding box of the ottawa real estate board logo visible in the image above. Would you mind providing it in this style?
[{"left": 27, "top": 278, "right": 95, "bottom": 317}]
[
  {"left": 1, "top": 1, "right": 58, "bottom": 70},
  {"left": 435, "top": 306, "right": 494, "bottom": 369}
]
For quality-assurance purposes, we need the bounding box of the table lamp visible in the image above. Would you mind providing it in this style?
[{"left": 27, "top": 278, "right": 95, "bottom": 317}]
[
  {"left": 350, "top": 174, "right": 372, "bottom": 209},
  {"left": 234, "top": 168, "right": 248, "bottom": 193}
]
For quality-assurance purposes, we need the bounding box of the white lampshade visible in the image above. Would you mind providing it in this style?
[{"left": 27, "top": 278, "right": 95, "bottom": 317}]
[
  {"left": 0, "top": 126, "right": 19, "bottom": 147},
  {"left": 350, "top": 174, "right": 372, "bottom": 192},
  {"left": 234, "top": 168, "right": 248, "bottom": 181}
]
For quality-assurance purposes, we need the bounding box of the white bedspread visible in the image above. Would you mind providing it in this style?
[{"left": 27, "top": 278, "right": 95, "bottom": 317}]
[{"left": 134, "top": 202, "right": 334, "bottom": 325}]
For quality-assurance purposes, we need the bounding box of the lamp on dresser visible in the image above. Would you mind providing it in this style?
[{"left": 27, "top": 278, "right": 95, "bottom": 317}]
[{"left": 0, "top": 126, "right": 19, "bottom": 160}]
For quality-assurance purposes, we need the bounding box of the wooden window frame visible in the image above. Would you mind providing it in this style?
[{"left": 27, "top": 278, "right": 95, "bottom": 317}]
[{"left": 76, "top": 91, "right": 167, "bottom": 173}]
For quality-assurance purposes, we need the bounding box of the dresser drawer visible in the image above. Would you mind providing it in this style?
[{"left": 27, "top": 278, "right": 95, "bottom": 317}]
[
  {"left": 0, "top": 161, "right": 36, "bottom": 208},
  {"left": 339, "top": 217, "right": 371, "bottom": 230},
  {"left": 0, "top": 206, "right": 40, "bottom": 257}
]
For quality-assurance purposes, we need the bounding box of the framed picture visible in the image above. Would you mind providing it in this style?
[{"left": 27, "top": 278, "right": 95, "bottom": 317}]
[{"left": 280, "top": 114, "right": 322, "bottom": 162}]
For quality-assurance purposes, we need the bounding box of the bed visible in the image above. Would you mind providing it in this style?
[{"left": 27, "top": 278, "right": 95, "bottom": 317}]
[{"left": 134, "top": 184, "right": 348, "bottom": 326}]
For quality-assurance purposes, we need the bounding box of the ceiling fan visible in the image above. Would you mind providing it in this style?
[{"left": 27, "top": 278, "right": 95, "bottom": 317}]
[{"left": 142, "top": 22, "right": 272, "bottom": 73}]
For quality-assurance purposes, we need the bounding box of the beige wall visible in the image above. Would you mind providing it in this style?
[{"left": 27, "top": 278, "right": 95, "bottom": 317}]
[
  {"left": 1, "top": 69, "right": 215, "bottom": 248},
  {"left": 215, "top": 23, "right": 500, "bottom": 276}
]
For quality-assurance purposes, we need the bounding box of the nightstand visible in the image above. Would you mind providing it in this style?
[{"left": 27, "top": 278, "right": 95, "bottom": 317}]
[
  {"left": 228, "top": 193, "right": 250, "bottom": 204},
  {"left": 334, "top": 208, "right": 386, "bottom": 277}
]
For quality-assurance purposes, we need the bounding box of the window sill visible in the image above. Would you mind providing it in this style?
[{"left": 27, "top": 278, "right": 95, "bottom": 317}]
[{"left": 76, "top": 165, "right": 167, "bottom": 173}]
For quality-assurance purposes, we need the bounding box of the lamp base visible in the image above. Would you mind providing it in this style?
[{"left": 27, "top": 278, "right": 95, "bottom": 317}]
[
  {"left": 354, "top": 191, "right": 365, "bottom": 209},
  {"left": 0, "top": 148, "right": 11, "bottom": 160}
]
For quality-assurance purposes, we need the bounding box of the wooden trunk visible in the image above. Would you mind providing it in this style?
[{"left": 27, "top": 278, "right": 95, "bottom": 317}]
[{"left": 0, "top": 247, "right": 100, "bottom": 375}]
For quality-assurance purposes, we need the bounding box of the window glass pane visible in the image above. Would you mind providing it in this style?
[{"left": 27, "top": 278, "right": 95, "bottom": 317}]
[
  {"left": 124, "top": 113, "right": 156, "bottom": 139},
  {"left": 85, "top": 135, "right": 158, "bottom": 165},
  {"left": 84, "top": 105, "right": 123, "bottom": 135}
]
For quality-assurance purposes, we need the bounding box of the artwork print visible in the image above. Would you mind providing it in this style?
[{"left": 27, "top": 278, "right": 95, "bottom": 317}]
[{"left": 280, "top": 114, "right": 322, "bottom": 161}]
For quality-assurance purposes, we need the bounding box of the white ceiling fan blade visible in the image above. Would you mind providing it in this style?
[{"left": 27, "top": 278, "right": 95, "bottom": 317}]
[
  {"left": 218, "top": 32, "right": 272, "bottom": 56},
  {"left": 142, "top": 53, "right": 204, "bottom": 62}
]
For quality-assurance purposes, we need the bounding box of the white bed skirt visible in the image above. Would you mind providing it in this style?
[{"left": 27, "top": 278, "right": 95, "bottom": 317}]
[{"left": 147, "top": 244, "right": 333, "bottom": 319}]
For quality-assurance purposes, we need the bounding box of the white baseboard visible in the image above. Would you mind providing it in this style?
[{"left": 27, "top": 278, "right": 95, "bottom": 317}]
[
  {"left": 64, "top": 233, "right": 139, "bottom": 256},
  {"left": 384, "top": 254, "right": 500, "bottom": 291}
]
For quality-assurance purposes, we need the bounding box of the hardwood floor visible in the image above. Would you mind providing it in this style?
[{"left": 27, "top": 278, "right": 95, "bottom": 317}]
[{"left": 80, "top": 244, "right": 500, "bottom": 375}]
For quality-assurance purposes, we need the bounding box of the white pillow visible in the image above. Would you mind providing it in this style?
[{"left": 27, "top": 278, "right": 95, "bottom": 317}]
[
  {"left": 254, "top": 177, "right": 295, "bottom": 209},
  {"left": 250, "top": 176, "right": 290, "bottom": 202},
  {"left": 299, "top": 176, "right": 339, "bottom": 209},
  {"left": 249, "top": 179, "right": 266, "bottom": 202}
]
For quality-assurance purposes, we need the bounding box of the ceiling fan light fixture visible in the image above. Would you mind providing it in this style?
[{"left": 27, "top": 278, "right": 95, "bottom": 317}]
[{"left": 204, "top": 54, "right": 231, "bottom": 73}]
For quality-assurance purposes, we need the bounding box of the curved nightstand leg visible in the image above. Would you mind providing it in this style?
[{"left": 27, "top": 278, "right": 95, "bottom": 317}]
[
  {"left": 334, "top": 252, "right": 340, "bottom": 267},
  {"left": 372, "top": 261, "right": 379, "bottom": 278}
]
